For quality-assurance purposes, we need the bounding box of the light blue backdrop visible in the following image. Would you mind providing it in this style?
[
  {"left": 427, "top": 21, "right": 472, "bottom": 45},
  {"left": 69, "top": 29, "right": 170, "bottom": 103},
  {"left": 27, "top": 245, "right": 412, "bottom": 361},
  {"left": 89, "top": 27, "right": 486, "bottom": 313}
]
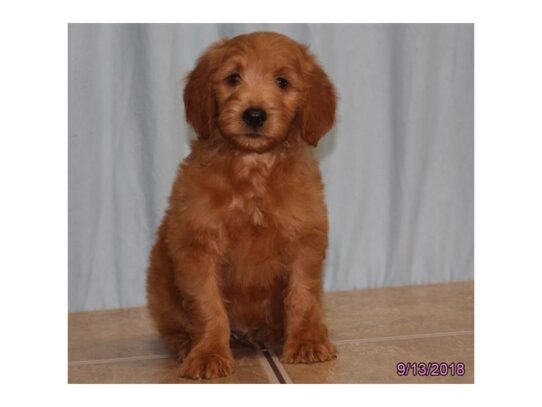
[{"left": 69, "top": 24, "right": 474, "bottom": 312}]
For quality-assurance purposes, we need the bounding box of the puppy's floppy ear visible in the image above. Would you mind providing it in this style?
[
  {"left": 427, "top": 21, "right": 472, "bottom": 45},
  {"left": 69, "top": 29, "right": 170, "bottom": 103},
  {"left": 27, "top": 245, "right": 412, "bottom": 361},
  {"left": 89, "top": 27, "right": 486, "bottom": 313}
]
[
  {"left": 183, "top": 40, "right": 226, "bottom": 140},
  {"left": 299, "top": 49, "right": 337, "bottom": 146}
]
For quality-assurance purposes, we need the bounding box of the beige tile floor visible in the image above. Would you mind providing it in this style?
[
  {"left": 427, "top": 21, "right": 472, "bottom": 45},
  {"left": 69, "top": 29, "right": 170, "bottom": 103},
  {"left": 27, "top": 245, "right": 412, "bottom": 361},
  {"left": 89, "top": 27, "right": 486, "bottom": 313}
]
[{"left": 68, "top": 281, "right": 474, "bottom": 384}]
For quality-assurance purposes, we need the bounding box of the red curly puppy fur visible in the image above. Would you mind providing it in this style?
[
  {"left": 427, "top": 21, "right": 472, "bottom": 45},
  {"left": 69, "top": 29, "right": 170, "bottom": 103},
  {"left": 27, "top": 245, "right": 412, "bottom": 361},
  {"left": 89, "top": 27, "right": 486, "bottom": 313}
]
[{"left": 146, "top": 32, "right": 337, "bottom": 379}]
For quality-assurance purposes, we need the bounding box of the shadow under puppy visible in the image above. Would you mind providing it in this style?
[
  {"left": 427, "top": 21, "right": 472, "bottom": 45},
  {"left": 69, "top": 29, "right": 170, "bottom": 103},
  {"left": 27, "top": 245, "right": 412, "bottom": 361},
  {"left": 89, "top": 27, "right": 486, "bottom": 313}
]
[{"left": 147, "top": 31, "right": 337, "bottom": 379}]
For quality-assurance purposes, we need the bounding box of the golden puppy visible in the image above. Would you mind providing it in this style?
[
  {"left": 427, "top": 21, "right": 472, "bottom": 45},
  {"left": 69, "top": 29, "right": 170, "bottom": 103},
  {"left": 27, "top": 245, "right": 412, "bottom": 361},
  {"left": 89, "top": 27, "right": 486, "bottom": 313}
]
[{"left": 147, "top": 31, "right": 337, "bottom": 380}]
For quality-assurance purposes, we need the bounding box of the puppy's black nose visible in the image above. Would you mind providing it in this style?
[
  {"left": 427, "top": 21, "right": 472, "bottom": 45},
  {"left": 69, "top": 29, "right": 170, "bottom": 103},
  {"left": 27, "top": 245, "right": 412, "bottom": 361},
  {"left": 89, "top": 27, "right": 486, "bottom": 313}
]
[{"left": 242, "top": 108, "right": 267, "bottom": 129}]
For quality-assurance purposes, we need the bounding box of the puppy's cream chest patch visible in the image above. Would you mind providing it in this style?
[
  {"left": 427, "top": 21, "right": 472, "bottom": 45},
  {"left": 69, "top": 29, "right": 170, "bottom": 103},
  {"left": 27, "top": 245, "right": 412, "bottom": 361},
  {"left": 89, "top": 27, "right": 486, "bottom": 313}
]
[
  {"left": 249, "top": 205, "right": 265, "bottom": 226},
  {"left": 227, "top": 194, "right": 269, "bottom": 228},
  {"left": 225, "top": 153, "right": 277, "bottom": 228}
]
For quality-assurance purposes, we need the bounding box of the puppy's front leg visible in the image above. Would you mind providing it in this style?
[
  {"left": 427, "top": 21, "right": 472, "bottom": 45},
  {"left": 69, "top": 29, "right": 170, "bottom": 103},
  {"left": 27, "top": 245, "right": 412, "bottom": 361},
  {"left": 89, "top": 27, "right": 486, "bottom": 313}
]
[
  {"left": 282, "top": 240, "right": 337, "bottom": 364},
  {"left": 173, "top": 245, "right": 233, "bottom": 379}
]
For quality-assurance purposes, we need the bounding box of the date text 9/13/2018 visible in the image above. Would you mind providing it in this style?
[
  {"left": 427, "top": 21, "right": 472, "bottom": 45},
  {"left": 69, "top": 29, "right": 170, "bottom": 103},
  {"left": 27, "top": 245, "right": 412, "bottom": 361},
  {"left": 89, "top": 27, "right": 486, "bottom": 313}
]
[{"left": 396, "top": 362, "right": 465, "bottom": 377}]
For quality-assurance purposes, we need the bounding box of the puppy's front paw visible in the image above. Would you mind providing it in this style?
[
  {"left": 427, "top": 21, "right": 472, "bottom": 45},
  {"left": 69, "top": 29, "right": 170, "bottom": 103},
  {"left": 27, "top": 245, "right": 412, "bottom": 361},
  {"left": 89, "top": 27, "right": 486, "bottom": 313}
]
[
  {"left": 281, "top": 340, "right": 337, "bottom": 364},
  {"left": 179, "top": 350, "right": 234, "bottom": 379}
]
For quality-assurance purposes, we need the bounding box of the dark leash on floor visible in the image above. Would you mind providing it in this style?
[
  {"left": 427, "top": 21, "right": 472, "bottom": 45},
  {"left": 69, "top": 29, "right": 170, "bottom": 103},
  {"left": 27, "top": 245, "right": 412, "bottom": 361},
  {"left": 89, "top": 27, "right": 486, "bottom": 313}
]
[{"left": 230, "top": 331, "right": 290, "bottom": 384}]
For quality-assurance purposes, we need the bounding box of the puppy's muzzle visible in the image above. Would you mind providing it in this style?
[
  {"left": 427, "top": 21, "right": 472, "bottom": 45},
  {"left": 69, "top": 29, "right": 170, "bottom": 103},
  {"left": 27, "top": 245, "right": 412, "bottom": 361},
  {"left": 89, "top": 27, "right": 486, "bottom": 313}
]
[{"left": 242, "top": 107, "right": 267, "bottom": 129}]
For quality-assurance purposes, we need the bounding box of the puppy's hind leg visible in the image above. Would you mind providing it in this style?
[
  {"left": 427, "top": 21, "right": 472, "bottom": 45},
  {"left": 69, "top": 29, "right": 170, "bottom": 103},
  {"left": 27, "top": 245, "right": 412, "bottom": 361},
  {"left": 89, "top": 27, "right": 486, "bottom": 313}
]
[
  {"left": 146, "top": 225, "right": 192, "bottom": 361},
  {"left": 157, "top": 322, "right": 192, "bottom": 362}
]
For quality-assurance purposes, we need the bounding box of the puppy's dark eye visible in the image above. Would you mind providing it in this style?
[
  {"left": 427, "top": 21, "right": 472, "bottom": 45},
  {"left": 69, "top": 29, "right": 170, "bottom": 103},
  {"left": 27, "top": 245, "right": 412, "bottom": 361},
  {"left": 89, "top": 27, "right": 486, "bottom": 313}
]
[
  {"left": 276, "top": 77, "right": 289, "bottom": 89},
  {"left": 226, "top": 73, "right": 241, "bottom": 86}
]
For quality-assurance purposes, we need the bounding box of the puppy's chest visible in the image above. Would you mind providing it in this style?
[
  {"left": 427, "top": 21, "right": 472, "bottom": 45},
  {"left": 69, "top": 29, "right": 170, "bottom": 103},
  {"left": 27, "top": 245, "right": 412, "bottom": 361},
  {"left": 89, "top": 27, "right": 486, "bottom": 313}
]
[
  {"left": 210, "top": 155, "right": 268, "bottom": 225},
  {"left": 225, "top": 171, "right": 278, "bottom": 229}
]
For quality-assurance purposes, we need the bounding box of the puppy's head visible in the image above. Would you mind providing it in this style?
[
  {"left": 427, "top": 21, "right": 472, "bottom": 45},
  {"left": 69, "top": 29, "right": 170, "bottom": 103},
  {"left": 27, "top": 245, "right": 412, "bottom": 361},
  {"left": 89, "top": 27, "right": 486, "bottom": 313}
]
[{"left": 183, "top": 32, "right": 336, "bottom": 153}]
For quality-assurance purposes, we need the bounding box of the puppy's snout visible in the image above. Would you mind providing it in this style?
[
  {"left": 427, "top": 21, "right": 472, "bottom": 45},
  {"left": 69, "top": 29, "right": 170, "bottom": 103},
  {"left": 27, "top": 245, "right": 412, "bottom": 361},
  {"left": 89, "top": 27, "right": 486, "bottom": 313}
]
[{"left": 242, "top": 108, "right": 267, "bottom": 129}]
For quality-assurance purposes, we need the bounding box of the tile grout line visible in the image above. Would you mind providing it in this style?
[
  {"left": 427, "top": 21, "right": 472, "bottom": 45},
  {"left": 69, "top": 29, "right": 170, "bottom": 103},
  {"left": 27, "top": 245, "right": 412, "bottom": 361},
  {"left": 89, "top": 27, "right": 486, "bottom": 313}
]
[
  {"left": 70, "top": 351, "right": 292, "bottom": 384},
  {"left": 69, "top": 354, "right": 170, "bottom": 366},
  {"left": 333, "top": 330, "right": 474, "bottom": 346},
  {"left": 68, "top": 330, "right": 474, "bottom": 368}
]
